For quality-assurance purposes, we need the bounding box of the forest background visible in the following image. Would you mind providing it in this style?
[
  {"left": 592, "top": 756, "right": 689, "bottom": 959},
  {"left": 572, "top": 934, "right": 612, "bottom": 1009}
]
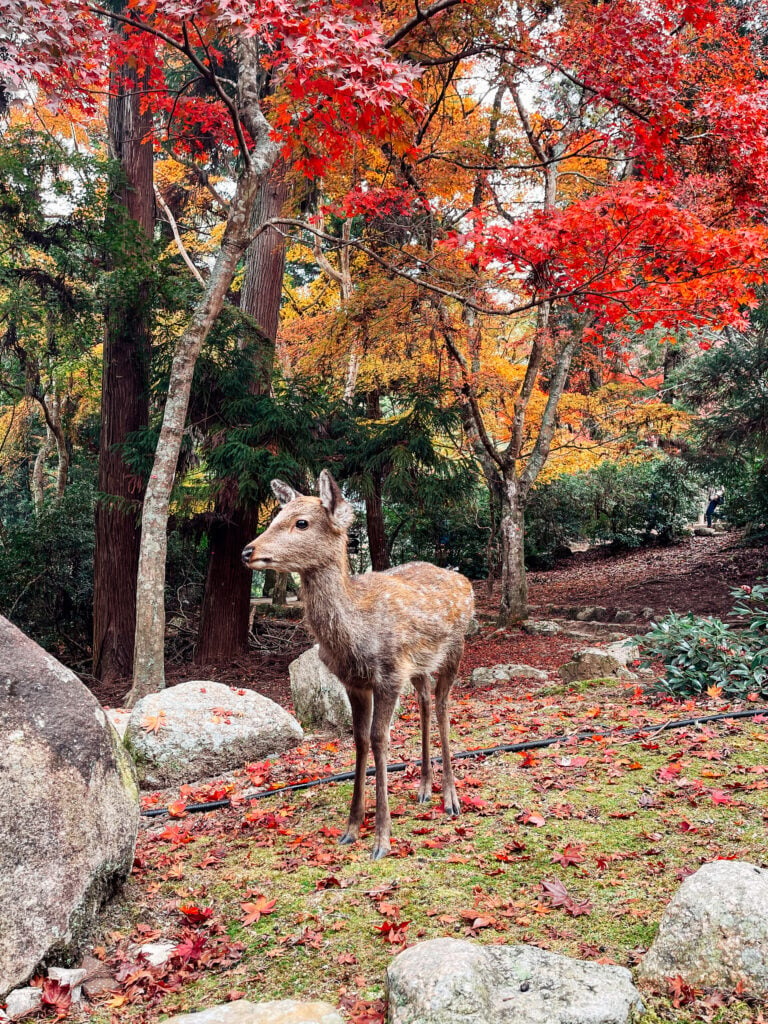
[{"left": 1, "top": 0, "right": 768, "bottom": 705}]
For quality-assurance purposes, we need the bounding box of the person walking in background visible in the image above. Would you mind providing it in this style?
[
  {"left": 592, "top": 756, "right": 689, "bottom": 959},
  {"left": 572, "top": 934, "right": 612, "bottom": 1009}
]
[{"left": 706, "top": 494, "right": 723, "bottom": 528}]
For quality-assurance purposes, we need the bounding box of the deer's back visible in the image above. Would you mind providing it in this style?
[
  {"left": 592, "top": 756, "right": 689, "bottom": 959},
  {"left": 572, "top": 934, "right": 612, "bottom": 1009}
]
[{"left": 353, "top": 561, "right": 474, "bottom": 633}]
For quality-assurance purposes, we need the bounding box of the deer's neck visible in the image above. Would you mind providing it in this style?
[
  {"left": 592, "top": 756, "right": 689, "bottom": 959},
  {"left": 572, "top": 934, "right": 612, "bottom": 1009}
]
[{"left": 300, "top": 562, "right": 359, "bottom": 653}]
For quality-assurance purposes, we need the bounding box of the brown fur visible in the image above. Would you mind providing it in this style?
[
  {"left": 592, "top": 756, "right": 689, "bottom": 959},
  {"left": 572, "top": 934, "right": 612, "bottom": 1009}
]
[{"left": 242, "top": 470, "right": 474, "bottom": 859}]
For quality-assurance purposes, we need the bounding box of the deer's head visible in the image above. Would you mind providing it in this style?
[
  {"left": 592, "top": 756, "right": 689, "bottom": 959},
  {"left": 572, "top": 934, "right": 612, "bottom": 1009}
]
[{"left": 241, "top": 469, "right": 355, "bottom": 574}]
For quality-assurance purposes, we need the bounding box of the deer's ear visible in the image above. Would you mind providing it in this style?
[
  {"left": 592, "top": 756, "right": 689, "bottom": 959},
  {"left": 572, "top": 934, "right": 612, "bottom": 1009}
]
[
  {"left": 271, "top": 479, "right": 299, "bottom": 507},
  {"left": 318, "top": 469, "right": 355, "bottom": 530}
]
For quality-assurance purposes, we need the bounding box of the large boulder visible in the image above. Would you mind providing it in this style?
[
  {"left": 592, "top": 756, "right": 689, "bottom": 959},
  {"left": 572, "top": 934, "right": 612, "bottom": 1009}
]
[
  {"left": 289, "top": 646, "right": 353, "bottom": 734},
  {"left": 386, "top": 938, "right": 643, "bottom": 1024},
  {"left": 163, "top": 1000, "right": 344, "bottom": 1023},
  {"left": 638, "top": 861, "right": 768, "bottom": 998},
  {"left": 0, "top": 616, "right": 139, "bottom": 999},
  {"left": 559, "top": 647, "right": 634, "bottom": 683},
  {"left": 125, "top": 680, "right": 303, "bottom": 788}
]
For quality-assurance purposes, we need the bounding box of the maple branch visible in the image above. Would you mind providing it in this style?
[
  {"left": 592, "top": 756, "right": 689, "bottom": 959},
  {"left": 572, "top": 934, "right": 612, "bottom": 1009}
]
[
  {"left": 507, "top": 303, "right": 550, "bottom": 461},
  {"left": 438, "top": 307, "right": 505, "bottom": 469},
  {"left": 154, "top": 186, "right": 206, "bottom": 287},
  {"left": 165, "top": 150, "right": 231, "bottom": 213},
  {"left": 384, "top": 0, "right": 464, "bottom": 48},
  {"left": 520, "top": 330, "right": 580, "bottom": 494},
  {"left": 510, "top": 85, "right": 548, "bottom": 169}
]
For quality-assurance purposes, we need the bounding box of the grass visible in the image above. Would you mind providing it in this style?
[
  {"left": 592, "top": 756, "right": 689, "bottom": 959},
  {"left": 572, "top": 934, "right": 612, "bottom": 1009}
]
[{"left": 84, "top": 676, "right": 768, "bottom": 1023}]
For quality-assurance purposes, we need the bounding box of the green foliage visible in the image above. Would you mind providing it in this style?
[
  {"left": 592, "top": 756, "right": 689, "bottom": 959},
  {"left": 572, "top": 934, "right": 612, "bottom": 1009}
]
[
  {"left": 525, "top": 455, "right": 701, "bottom": 557},
  {"left": 384, "top": 482, "right": 490, "bottom": 577},
  {"left": 339, "top": 384, "right": 482, "bottom": 573},
  {"left": 639, "top": 583, "right": 768, "bottom": 699},
  {"left": 0, "top": 482, "right": 95, "bottom": 663},
  {"left": 675, "top": 301, "right": 768, "bottom": 530}
]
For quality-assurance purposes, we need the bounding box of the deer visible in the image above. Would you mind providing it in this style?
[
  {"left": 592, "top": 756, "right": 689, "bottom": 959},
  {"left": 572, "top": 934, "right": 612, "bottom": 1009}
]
[{"left": 242, "top": 469, "right": 475, "bottom": 860}]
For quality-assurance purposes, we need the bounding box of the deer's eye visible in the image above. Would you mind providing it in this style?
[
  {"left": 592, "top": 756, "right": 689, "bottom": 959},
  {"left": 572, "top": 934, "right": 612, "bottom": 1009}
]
[{"left": 295, "top": 519, "right": 309, "bottom": 530}]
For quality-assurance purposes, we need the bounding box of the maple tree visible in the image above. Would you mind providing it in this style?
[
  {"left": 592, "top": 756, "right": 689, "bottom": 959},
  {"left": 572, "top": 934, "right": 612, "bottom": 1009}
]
[{"left": 401, "top": 0, "right": 768, "bottom": 622}]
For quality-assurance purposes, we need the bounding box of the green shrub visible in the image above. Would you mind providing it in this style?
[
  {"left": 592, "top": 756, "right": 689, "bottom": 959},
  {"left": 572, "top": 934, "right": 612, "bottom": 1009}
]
[
  {"left": 526, "top": 455, "right": 701, "bottom": 558},
  {"left": 638, "top": 583, "right": 768, "bottom": 699},
  {"left": 0, "top": 482, "right": 95, "bottom": 663}
]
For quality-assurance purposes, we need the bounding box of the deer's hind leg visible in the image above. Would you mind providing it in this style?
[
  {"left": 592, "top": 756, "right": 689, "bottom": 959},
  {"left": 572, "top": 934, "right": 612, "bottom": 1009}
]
[
  {"left": 435, "top": 643, "right": 462, "bottom": 817},
  {"left": 411, "top": 674, "right": 433, "bottom": 803}
]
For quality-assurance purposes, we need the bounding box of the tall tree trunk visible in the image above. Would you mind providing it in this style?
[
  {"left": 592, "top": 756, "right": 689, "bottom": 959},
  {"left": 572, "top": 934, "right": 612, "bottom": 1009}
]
[
  {"left": 366, "top": 479, "right": 389, "bottom": 571},
  {"left": 92, "top": 35, "right": 154, "bottom": 688},
  {"left": 364, "top": 391, "right": 390, "bottom": 571},
  {"left": 31, "top": 427, "right": 53, "bottom": 513},
  {"left": 497, "top": 475, "right": 528, "bottom": 625},
  {"left": 127, "top": 54, "right": 280, "bottom": 704},
  {"left": 195, "top": 162, "right": 288, "bottom": 665}
]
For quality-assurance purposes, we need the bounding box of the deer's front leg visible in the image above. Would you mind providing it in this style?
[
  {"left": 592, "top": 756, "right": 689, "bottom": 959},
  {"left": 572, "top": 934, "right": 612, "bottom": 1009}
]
[
  {"left": 370, "top": 685, "right": 400, "bottom": 860},
  {"left": 412, "top": 675, "right": 432, "bottom": 803},
  {"left": 339, "top": 687, "right": 372, "bottom": 846}
]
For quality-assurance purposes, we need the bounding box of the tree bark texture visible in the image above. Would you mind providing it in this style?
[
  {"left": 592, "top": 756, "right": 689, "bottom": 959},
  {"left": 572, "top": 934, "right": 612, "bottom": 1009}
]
[
  {"left": 364, "top": 391, "right": 390, "bottom": 571},
  {"left": 195, "top": 162, "right": 289, "bottom": 665},
  {"left": 92, "top": 46, "right": 154, "bottom": 688},
  {"left": 365, "top": 480, "right": 389, "bottom": 571},
  {"left": 497, "top": 476, "right": 528, "bottom": 625}
]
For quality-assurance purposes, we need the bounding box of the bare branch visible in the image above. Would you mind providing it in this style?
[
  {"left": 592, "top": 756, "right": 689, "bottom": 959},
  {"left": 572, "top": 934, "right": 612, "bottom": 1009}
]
[{"left": 154, "top": 186, "right": 206, "bottom": 286}]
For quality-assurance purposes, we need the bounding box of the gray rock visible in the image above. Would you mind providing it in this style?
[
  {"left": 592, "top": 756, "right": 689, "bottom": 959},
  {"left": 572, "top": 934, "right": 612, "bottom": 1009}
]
[
  {"left": 47, "top": 966, "right": 86, "bottom": 1001},
  {"left": 465, "top": 618, "right": 481, "bottom": 637},
  {"left": 602, "top": 641, "right": 640, "bottom": 667},
  {"left": 472, "top": 664, "right": 549, "bottom": 685},
  {"left": 613, "top": 610, "right": 636, "bottom": 624},
  {"left": 4, "top": 987, "right": 42, "bottom": 1017},
  {"left": 79, "top": 954, "right": 117, "bottom": 998},
  {"left": 163, "top": 999, "right": 344, "bottom": 1023},
  {"left": 0, "top": 616, "right": 139, "bottom": 1000},
  {"left": 638, "top": 861, "right": 768, "bottom": 998},
  {"left": 574, "top": 607, "right": 597, "bottom": 621},
  {"left": 575, "top": 606, "right": 609, "bottom": 622},
  {"left": 125, "top": 680, "right": 303, "bottom": 788},
  {"left": 104, "top": 707, "right": 131, "bottom": 741},
  {"left": 558, "top": 647, "right": 634, "bottom": 683},
  {"left": 639, "top": 608, "right": 655, "bottom": 621},
  {"left": 386, "top": 938, "right": 643, "bottom": 1024},
  {"left": 693, "top": 524, "right": 717, "bottom": 536},
  {"left": 522, "top": 620, "right": 561, "bottom": 636},
  {"left": 289, "top": 646, "right": 353, "bottom": 734}
]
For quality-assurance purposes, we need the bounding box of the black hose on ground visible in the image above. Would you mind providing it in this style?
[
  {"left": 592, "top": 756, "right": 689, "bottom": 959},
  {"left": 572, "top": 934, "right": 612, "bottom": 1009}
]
[{"left": 140, "top": 705, "right": 768, "bottom": 819}]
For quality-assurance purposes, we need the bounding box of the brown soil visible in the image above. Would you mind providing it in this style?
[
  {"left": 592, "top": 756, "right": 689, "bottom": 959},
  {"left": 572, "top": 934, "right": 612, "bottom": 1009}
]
[{"left": 527, "top": 531, "right": 766, "bottom": 616}]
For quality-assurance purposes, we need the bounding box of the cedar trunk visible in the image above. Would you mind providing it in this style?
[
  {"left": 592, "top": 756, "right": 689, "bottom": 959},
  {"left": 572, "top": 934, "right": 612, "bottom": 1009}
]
[
  {"left": 365, "top": 482, "right": 389, "bottom": 571},
  {"left": 195, "top": 163, "right": 288, "bottom": 664},
  {"left": 92, "top": 50, "right": 153, "bottom": 687},
  {"left": 365, "top": 390, "right": 390, "bottom": 571}
]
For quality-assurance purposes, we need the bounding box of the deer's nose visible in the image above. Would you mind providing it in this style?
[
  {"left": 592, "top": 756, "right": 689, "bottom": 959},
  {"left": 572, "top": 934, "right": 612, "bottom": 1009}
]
[{"left": 241, "top": 546, "right": 254, "bottom": 566}]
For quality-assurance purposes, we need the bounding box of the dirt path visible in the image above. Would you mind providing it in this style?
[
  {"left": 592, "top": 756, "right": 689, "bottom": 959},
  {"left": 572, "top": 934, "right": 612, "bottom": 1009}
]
[{"left": 482, "top": 531, "right": 767, "bottom": 619}]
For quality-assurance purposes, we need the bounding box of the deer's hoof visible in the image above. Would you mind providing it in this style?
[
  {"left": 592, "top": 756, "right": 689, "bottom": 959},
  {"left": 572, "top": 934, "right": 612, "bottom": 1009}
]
[
  {"left": 339, "top": 831, "right": 357, "bottom": 846},
  {"left": 443, "top": 795, "right": 461, "bottom": 817},
  {"left": 371, "top": 842, "right": 391, "bottom": 861},
  {"left": 417, "top": 787, "right": 432, "bottom": 804}
]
